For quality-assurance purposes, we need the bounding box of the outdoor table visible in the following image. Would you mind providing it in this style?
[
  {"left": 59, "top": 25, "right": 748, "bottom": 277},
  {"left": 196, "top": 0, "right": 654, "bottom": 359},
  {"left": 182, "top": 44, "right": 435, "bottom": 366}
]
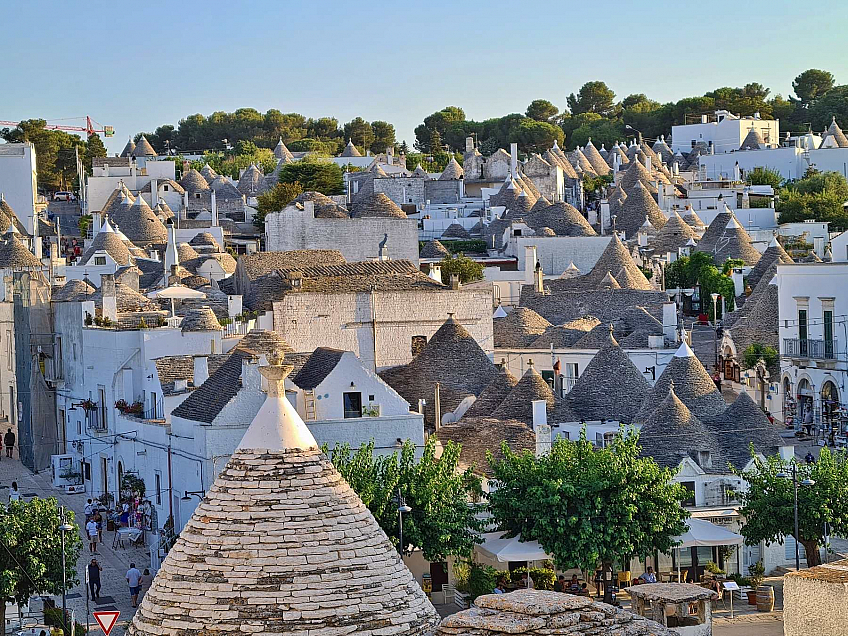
[{"left": 113, "top": 526, "right": 143, "bottom": 549}]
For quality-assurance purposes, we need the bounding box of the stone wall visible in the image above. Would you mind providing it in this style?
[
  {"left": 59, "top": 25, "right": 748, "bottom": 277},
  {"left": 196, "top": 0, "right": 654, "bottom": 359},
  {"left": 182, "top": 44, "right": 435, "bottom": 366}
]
[
  {"left": 484, "top": 153, "right": 511, "bottom": 181},
  {"left": 265, "top": 208, "right": 419, "bottom": 264},
  {"left": 784, "top": 562, "right": 848, "bottom": 636},
  {"left": 375, "top": 176, "right": 426, "bottom": 206},
  {"left": 425, "top": 180, "right": 463, "bottom": 204},
  {"left": 272, "top": 287, "right": 493, "bottom": 370},
  {"left": 438, "top": 590, "right": 675, "bottom": 636}
]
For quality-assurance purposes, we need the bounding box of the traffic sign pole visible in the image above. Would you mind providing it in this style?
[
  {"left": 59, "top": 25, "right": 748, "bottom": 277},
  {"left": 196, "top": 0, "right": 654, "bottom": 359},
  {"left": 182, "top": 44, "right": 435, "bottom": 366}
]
[{"left": 93, "top": 611, "right": 120, "bottom": 636}]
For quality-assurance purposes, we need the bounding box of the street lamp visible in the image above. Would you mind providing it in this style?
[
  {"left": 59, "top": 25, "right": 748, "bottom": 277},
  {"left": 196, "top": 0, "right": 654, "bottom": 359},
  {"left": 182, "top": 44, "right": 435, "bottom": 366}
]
[
  {"left": 59, "top": 507, "right": 74, "bottom": 635},
  {"left": 776, "top": 464, "right": 815, "bottom": 570},
  {"left": 711, "top": 293, "right": 720, "bottom": 368},
  {"left": 397, "top": 493, "right": 412, "bottom": 556},
  {"left": 181, "top": 490, "right": 204, "bottom": 501}
]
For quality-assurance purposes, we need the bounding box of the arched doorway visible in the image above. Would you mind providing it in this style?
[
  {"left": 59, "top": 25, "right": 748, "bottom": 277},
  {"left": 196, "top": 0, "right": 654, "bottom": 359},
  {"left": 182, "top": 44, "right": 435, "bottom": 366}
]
[
  {"left": 821, "top": 381, "right": 839, "bottom": 445},
  {"left": 117, "top": 461, "right": 124, "bottom": 504},
  {"left": 783, "top": 377, "right": 795, "bottom": 428},
  {"left": 797, "top": 379, "right": 814, "bottom": 435}
]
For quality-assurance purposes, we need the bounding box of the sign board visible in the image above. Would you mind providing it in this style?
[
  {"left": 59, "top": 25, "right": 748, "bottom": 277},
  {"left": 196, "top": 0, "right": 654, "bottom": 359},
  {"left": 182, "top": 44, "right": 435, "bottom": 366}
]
[
  {"left": 93, "top": 611, "right": 120, "bottom": 635},
  {"left": 722, "top": 581, "right": 739, "bottom": 591}
]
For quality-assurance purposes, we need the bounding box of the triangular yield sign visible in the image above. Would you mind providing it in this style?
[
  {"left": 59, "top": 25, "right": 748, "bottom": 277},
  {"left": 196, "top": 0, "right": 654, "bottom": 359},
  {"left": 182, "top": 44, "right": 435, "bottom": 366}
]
[{"left": 93, "top": 610, "right": 120, "bottom": 635}]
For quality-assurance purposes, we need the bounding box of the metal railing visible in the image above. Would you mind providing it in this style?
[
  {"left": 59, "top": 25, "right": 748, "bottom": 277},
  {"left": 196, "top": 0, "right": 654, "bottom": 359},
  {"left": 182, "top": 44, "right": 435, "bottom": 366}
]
[{"left": 783, "top": 338, "right": 837, "bottom": 360}]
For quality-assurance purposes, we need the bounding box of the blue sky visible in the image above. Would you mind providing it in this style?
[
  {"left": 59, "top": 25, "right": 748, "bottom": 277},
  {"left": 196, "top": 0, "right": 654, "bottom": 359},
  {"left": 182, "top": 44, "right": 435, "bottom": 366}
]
[{"left": 4, "top": 0, "right": 847, "bottom": 154}]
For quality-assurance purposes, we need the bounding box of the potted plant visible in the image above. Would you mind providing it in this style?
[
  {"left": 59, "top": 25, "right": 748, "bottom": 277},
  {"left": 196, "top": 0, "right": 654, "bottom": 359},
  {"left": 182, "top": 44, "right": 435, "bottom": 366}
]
[
  {"left": 80, "top": 398, "right": 98, "bottom": 412},
  {"left": 746, "top": 560, "right": 765, "bottom": 605}
]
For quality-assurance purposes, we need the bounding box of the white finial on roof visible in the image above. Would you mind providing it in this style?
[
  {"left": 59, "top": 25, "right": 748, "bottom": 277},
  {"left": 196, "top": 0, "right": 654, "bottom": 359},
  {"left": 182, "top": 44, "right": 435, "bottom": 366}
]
[
  {"left": 5, "top": 222, "right": 18, "bottom": 235},
  {"left": 686, "top": 237, "right": 697, "bottom": 246},
  {"left": 674, "top": 341, "right": 696, "bottom": 358},
  {"left": 493, "top": 305, "right": 508, "bottom": 318},
  {"left": 726, "top": 216, "right": 741, "bottom": 229},
  {"left": 100, "top": 219, "right": 114, "bottom": 234}
]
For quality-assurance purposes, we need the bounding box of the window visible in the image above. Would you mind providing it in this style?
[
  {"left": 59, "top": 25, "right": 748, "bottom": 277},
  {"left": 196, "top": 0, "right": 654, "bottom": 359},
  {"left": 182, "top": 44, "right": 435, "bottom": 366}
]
[
  {"left": 513, "top": 229, "right": 522, "bottom": 236},
  {"left": 98, "top": 386, "right": 107, "bottom": 430},
  {"left": 368, "top": 395, "right": 375, "bottom": 402},
  {"left": 824, "top": 310, "right": 834, "bottom": 358},
  {"left": 82, "top": 461, "right": 91, "bottom": 481},
  {"left": 93, "top": 256, "right": 107, "bottom": 266},
  {"left": 77, "top": 420, "right": 81, "bottom": 435},
  {"left": 155, "top": 472, "right": 162, "bottom": 505},
  {"left": 343, "top": 392, "right": 362, "bottom": 418},
  {"left": 541, "top": 370, "right": 555, "bottom": 389},
  {"left": 798, "top": 309, "right": 808, "bottom": 356},
  {"left": 195, "top": 192, "right": 201, "bottom": 199},
  {"left": 163, "top": 185, "right": 169, "bottom": 192},
  {"left": 680, "top": 481, "right": 696, "bottom": 507},
  {"left": 6, "top": 330, "right": 11, "bottom": 370},
  {"left": 411, "top": 335, "right": 427, "bottom": 358}
]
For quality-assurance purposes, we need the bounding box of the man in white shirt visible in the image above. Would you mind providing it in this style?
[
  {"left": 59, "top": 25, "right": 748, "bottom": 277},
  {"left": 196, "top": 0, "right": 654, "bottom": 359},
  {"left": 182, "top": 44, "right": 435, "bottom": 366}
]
[
  {"left": 127, "top": 563, "right": 142, "bottom": 608},
  {"left": 84, "top": 499, "right": 94, "bottom": 522},
  {"left": 85, "top": 518, "right": 99, "bottom": 554}
]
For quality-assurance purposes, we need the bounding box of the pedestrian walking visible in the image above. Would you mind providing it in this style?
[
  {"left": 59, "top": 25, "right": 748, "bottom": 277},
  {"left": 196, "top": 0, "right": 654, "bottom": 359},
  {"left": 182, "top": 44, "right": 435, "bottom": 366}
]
[
  {"left": 86, "top": 518, "right": 99, "bottom": 554},
  {"left": 84, "top": 499, "right": 94, "bottom": 522},
  {"left": 87, "top": 558, "right": 102, "bottom": 600},
  {"left": 127, "top": 563, "right": 142, "bottom": 608},
  {"left": 5, "top": 428, "right": 15, "bottom": 458},
  {"left": 8, "top": 481, "right": 19, "bottom": 503}
]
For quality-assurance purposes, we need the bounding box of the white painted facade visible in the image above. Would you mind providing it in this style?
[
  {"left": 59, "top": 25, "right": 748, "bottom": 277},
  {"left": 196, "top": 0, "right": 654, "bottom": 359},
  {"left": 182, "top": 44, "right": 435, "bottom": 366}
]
[
  {"left": 697, "top": 145, "right": 848, "bottom": 182},
  {"left": 86, "top": 160, "right": 177, "bottom": 213},
  {"left": 0, "top": 143, "right": 39, "bottom": 234},
  {"left": 671, "top": 112, "right": 778, "bottom": 155}
]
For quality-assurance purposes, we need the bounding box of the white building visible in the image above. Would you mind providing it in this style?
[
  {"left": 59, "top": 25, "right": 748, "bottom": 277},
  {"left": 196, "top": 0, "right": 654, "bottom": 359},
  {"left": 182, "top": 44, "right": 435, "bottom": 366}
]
[
  {"left": 698, "top": 144, "right": 848, "bottom": 182},
  {"left": 86, "top": 157, "right": 178, "bottom": 213},
  {"left": 0, "top": 142, "right": 40, "bottom": 234},
  {"left": 671, "top": 111, "right": 779, "bottom": 155},
  {"left": 777, "top": 262, "right": 848, "bottom": 442}
]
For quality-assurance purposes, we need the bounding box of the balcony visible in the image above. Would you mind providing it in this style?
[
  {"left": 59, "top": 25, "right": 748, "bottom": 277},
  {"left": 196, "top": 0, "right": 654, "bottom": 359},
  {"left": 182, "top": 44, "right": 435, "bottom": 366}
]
[{"left": 784, "top": 338, "right": 838, "bottom": 360}]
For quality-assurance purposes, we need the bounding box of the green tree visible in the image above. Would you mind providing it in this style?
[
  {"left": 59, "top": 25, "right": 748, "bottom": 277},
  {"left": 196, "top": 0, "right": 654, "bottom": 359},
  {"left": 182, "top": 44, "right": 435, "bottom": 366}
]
[
  {"left": 777, "top": 171, "right": 848, "bottom": 231},
  {"left": 327, "top": 438, "right": 484, "bottom": 561},
  {"left": 566, "top": 81, "right": 616, "bottom": 117},
  {"left": 792, "top": 69, "right": 835, "bottom": 104},
  {"left": 369, "top": 121, "right": 396, "bottom": 154},
  {"left": 439, "top": 253, "right": 483, "bottom": 283},
  {"left": 664, "top": 252, "right": 735, "bottom": 318},
  {"left": 733, "top": 447, "right": 848, "bottom": 567},
  {"left": 254, "top": 181, "right": 304, "bottom": 229},
  {"left": 278, "top": 158, "right": 344, "bottom": 195},
  {"left": 487, "top": 430, "right": 688, "bottom": 601},
  {"left": 741, "top": 343, "right": 779, "bottom": 370},
  {"left": 747, "top": 167, "right": 783, "bottom": 188},
  {"left": 343, "top": 117, "right": 374, "bottom": 153},
  {"left": 415, "top": 106, "right": 466, "bottom": 151},
  {"left": 85, "top": 133, "right": 107, "bottom": 168},
  {"left": 807, "top": 86, "right": 848, "bottom": 130},
  {"left": 526, "top": 99, "right": 559, "bottom": 123},
  {"left": 0, "top": 498, "right": 83, "bottom": 629}
]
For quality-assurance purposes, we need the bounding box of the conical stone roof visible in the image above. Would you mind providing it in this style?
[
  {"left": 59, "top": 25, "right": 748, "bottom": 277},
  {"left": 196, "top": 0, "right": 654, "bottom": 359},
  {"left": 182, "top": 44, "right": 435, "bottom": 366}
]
[
  {"left": 696, "top": 209, "right": 734, "bottom": 254},
  {"left": 490, "top": 364, "right": 555, "bottom": 425},
  {"left": 180, "top": 305, "right": 221, "bottom": 332},
  {"left": 712, "top": 216, "right": 761, "bottom": 266},
  {"left": 649, "top": 211, "right": 698, "bottom": 255},
  {"left": 237, "top": 164, "right": 265, "bottom": 197},
  {"left": 274, "top": 137, "right": 294, "bottom": 161},
  {"left": 682, "top": 207, "right": 706, "bottom": 229},
  {"left": 493, "top": 307, "right": 552, "bottom": 348},
  {"left": 0, "top": 234, "right": 41, "bottom": 269},
  {"left": 420, "top": 239, "right": 450, "bottom": 260},
  {"left": 128, "top": 357, "right": 439, "bottom": 636},
  {"left": 291, "top": 191, "right": 349, "bottom": 218},
  {"left": 179, "top": 168, "right": 210, "bottom": 193},
  {"left": 619, "top": 181, "right": 667, "bottom": 238},
  {"left": 530, "top": 196, "right": 551, "bottom": 213},
  {"left": 827, "top": 117, "right": 848, "bottom": 148},
  {"left": 112, "top": 194, "right": 169, "bottom": 247},
  {"left": 120, "top": 137, "right": 136, "bottom": 158},
  {"left": 210, "top": 175, "right": 244, "bottom": 200},
  {"left": 525, "top": 203, "right": 596, "bottom": 237},
  {"left": 570, "top": 148, "right": 597, "bottom": 176},
  {"left": 746, "top": 237, "right": 792, "bottom": 290},
  {"left": 582, "top": 140, "right": 611, "bottom": 175},
  {"left": 740, "top": 127, "right": 765, "bottom": 151},
  {"left": 462, "top": 365, "right": 519, "bottom": 420},
  {"left": 584, "top": 234, "right": 653, "bottom": 291},
  {"left": 340, "top": 140, "right": 362, "bottom": 157},
  {"left": 635, "top": 342, "right": 726, "bottom": 423},
  {"left": 439, "top": 157, "right": 464, "bottom": 180},
  {"left": 563, "top": 329, "right": 650, "bottom": 424},
  {"left": 131, "top": 136, "right": 156, "bottom": 157},
  {"left": 79, "top": 220, "right": 132, "bottom": 266},
  {"left": 349, "top": 193, "right": 407, "bottom": 219},
  {"left": 53, "top": 278, "right": 95, "bottom": 302},
  {"left": 442, "top": 223, "right": 471, "bottom": 240},
  {"left": 598, "top": 271, "right": 621, "bottom": 289},
  {"left": 543, "top": 149, "right": 578, "bottom": 179},
  {"left": 620, "top": 159, "right": 657, "bottom": 194},
  {"left": 199, "top": 163, "right": 219, "bottom": 184},
  {"left": 412, "top": 164, "right": 429, "bottom": 179}
]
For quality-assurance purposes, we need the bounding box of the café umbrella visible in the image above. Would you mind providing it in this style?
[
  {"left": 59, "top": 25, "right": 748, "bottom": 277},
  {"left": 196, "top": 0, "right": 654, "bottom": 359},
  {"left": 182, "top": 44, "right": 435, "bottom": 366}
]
[
  {"left": 477, "top": 532, "right": 551, "bottom": 588},
  {"left": 672, "top": 518, "right": 744, "bottom": 581},
  {"left": 146, "top": 284, "right": 205, "bottom": 316}
]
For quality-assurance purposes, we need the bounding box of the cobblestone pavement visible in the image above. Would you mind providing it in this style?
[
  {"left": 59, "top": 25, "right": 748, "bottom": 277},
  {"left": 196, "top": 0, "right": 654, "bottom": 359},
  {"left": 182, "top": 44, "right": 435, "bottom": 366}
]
[{"left": 0, "top": 457, "right": 144, "bottom": 635}]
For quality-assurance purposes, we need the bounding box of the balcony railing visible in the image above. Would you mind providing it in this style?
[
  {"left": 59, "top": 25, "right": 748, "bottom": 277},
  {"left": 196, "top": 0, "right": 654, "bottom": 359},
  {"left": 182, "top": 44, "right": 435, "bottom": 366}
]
[{"left": 784, "top": 338, "right": 838, "bottom": 360}]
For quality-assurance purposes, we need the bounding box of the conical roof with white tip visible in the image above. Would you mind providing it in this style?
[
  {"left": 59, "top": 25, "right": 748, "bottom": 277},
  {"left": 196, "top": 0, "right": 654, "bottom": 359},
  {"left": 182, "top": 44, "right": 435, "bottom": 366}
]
[
  {"left": 128, "top": 355, "right": 439, "bottom": 636},
  {"left": 340, "top": 139, "right": 362, "bottom": 157}
]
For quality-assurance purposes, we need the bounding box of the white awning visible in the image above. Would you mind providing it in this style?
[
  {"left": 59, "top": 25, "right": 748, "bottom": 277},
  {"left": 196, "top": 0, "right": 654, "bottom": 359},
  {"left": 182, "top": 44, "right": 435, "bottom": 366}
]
[
  {"left": 674, "top": 517, "right": 744, "bottom": 548},
  {"left": 477, "top": 532, "right": 551, "bottom": 563}
]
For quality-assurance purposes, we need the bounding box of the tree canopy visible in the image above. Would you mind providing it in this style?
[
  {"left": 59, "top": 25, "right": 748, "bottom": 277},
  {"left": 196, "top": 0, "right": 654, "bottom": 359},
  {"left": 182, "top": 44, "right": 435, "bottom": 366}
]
[
  {"left": 0, "top": 498, "right": 83, "bottom": 629},
  {"left": 663, "top": 252, "right": 736, "bottom": 318},
  {"left": 487, "top": 430, "right": 688, "bottom": 586},
  {"left": 277, "top": 158, "right": 344, "bottom": 195},
  {"left": 254, "top": 182, "right": 304, "bottom": 229},
  {"left": 567, "top": 81, "right": 617, "bottom": 117},
  {"left": 326, "top": 438, "right": 484, "bottom": 562},
  {"left": 733, "top": 447, "right": 848, "bottom": 567},
  {"left": 439, "top": 253, "right": 484, "bottom": 284},
  {"left": 526, "top": 99, "right": 559, "bottom": 123},
  {"left": 777, "top": 170, "right": 848, "bottom": 231},
  {"left": 793, "top": 69, "right": 835, "bottom": 104}
]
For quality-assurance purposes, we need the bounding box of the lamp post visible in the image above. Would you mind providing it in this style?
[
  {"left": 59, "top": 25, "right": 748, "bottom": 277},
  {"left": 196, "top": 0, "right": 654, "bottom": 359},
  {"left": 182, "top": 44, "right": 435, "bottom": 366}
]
[
  {"left": 777, "top": 464, "right": 815, "bottom": 570},
  {"left": 711, "top": 293, "right": 720, "bottom": 368},
  {"left": 59, "top": 507, "right": 74, "bottom": 634},
  {"left": 397, "top": 492, "right": 411, "bottom": 556}
]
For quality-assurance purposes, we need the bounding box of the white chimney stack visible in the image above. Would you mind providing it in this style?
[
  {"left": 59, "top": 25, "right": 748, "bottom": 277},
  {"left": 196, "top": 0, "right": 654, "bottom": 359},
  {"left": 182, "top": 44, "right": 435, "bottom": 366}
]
[
  {"left": 535, "top": 423, "right": 551, "bottom": 457},
  {"left": 524, "top": 245, "right": 537, "bottom": 284},
  {"left": 645, "top": 156, "right": 651, "bottom": 172},
  {"left": 510, "top": 143, "right": 518, "bottom": 176},
  {"left": 194, "top": 355, "right": 209, "bottom": 387},
  {"left": 532, "top": 399, "right": 548, "bottom": 430},
  {"left": 663, "top": 302, "right": 677, "bottom": 343}
]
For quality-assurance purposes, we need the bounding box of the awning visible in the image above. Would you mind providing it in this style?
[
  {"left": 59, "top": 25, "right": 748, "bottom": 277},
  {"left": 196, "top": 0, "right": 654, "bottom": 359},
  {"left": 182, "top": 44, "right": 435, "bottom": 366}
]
[
  {"left": 674, "top": 517, "right": 744, "bottom": 548},
  {"left": 477, "top": 532, "right": 551, "bottom": 563},
  {"left": 690, "top": 509, "right": 740, "bottom": 519}
]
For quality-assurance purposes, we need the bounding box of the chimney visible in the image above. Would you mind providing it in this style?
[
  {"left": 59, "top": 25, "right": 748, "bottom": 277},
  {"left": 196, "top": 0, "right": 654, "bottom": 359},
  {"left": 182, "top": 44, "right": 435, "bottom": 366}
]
[
  {"left": 32, "top": 213, "right": 42, "bottom": 260},
  {"left": 210, "top": 190, "right": 218, "bottom": 226},
  {"left": 465, "top": 137, "right": 474, "bottom": 153},
  {"left": 183, "top": 190, "right": 189, "bottom": 218},
  {"left": 241, "top": 356, "right": 262, "bottom": 390},
  {"left": 531, "top": 397, "right": 548, "bottom": 431},
  {"left": 534, "top": 261, "right": 544, "bottom": 293},
  {"left": 418, "top": 399, "right": 425, "bottom": 415},
  {"left": 150, "top": 178, "right": 159, "bottom": 207},
  {"left": 510, "top": 143, "right": 518, "bottom": 176},
  {"left": 386, "top": 147, "right": 393, "bottom": 165},
  {"left": 92, "top": 212, "right": 102, "bottom": 234},
  {"left": 101, "top": 273, "right": 117, "bottom": 322},
  {"left": 673, "top": 161, "right": 679, "bottom": 176},
  {"left": 731, "top": 268, "right": 744, "bottom": 296},
  {"left": 662, "top": 302, "right": 677, "bottom": 343},
  {"left": 50, "top": 242, "right": 58, "bottom": 261},
  {"left": 656, "top": 181, "right": 664, "bottom": 205},
  {"left": 304, "top": 200, "right": 315, "bottom": 218},
  {"left": 428, "top": 263, "right": 442, "bottom": 284},
  {"left": 193, "top": 355, "right": 209, "bottom": 387},
  {"left": 701, "top": 114, "right": 708, "bottom": 124},
  {"left": 645, "top": 156, "right": 651, "bottom": 172},
  {"left": 599, "top": 201, "right": 610, "bottom": 235},
  {"left": 449, "top": 273, "right": 460, "bottom": 290},
  {"left": 165, "top": 221, "right": 178, "bottom": 270},
  {"left": 524, "top": 245, "right": 537, "bottom": 283},
  {"left": 638, "top": 229, "right": 648, "bottom": 247},
  {"left": 535, "top": 423, "right": 551, "bottom": 457}
]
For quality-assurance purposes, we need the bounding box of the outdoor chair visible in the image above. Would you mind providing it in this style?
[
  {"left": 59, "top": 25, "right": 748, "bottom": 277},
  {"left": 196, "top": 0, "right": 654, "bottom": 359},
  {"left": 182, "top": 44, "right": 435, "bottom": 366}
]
[{"left": 617, "top": 571, "right": 631, "bottom": 587}]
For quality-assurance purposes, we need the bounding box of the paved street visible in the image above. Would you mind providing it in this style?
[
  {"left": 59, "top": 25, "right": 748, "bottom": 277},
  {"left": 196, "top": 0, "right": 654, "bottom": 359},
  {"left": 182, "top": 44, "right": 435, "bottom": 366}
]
[{"left": 0, "top": 456, "right": 144, "bottom": 635}]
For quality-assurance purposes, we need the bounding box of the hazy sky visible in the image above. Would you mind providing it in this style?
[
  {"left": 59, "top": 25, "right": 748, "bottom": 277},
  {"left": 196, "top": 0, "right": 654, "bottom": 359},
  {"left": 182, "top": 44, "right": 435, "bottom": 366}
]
[{"left": 4, "top": 0, "right": 847, "bottom": 154}]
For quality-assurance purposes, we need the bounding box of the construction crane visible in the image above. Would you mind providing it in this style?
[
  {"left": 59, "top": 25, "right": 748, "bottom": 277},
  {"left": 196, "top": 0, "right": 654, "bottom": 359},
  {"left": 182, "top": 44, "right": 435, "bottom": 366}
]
[{"left": 0, "top": 115, "right": 114, "bottom": 137}]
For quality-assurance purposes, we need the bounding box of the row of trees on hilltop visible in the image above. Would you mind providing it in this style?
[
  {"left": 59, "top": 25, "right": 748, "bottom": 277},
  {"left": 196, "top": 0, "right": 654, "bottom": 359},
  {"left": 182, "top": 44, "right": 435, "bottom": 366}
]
[
  {"left": 414, "top": 69, "right": 847, "bottom": 154},
  {"left": 135, "top": 109, "right": 396, "bottom": 156}
]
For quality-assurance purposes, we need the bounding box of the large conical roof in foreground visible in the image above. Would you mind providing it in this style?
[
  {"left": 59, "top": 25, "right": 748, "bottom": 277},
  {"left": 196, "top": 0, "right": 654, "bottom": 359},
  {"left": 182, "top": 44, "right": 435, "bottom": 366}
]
[{"left": 129, "top": 358, "right": 439, "bottom": 636}]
